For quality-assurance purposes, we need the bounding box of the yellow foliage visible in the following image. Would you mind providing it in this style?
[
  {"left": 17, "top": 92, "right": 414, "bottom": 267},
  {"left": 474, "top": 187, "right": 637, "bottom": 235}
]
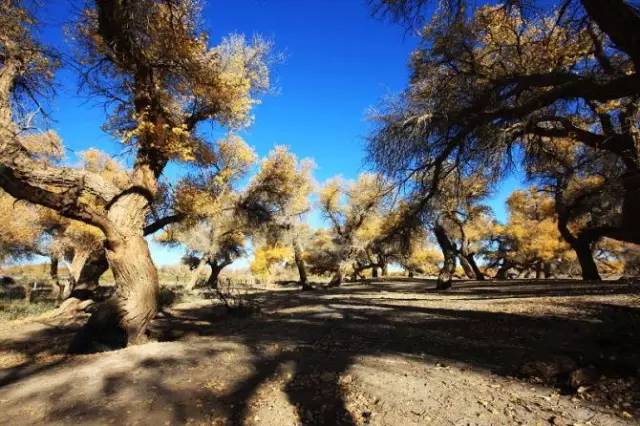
[
  {"left": 503, "top": 188, "right": 571, "bottom": 263},
  {"left": 250, "top": 244, "right": 293, "bottom": 277}
]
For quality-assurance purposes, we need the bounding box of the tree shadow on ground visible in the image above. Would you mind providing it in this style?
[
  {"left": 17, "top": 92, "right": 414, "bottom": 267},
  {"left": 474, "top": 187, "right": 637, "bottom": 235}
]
[
  {"left": 148, "top": 279, "right": 640, "bottom": 423},
  {"left": 0, "top": 279, "right": 638, "bottom": 424}
]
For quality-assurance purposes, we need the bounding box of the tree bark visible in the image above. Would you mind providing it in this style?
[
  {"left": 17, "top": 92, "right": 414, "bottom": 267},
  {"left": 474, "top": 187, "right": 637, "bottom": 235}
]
[
  {"left": 78, "top": 252, "right": 109, "bottom": 289},
  {"left": 104, "top": 234, "right": 158, "bottom": 344},
  {"left": 495, "top": 264, "right": 510, "bottom": 280},
  {"left": 62, "top": 248, "right": 109, "bottom": 300},
  {"left": 70, "top": 193, "right": 159, "bottom": 352},
  {"left": 205, "top": 261, "right": 224, "bottom": 289},
  {"left": 465, "top": 254, "right": 485, "bottom": 281},
  {"left": 381, "top": 262, "right": 388, "bottom": 276},
  {"left": 293, "top": 239, "right": 312, "bottom": 290},
  {"left": 458, "top": 255, "right": 476, "bottom": 280},
  {"left": 328, "top": 269, "right": 343, "bottom": 287},
  {"left": 543, "top": 262, "right": 553, "bottom": 279},
  {"left": 187, "top": 256, "right": 209, "bottom": 290},
  {"left": 573, "top": 240, "right": 601, "bottom": 281},
  {"left": 556, "top": 206, "right": 602, "bottom": 281},
  {"left": 371, "top": 266, "right": 379, "bottom": 278},
  {"left": 434, "top": 224, "right": 455, "bottom": 290},
  {"left": 535, "top": 262, "right": 543, "bottom": 279},
  {"left": 621, "top": 171, "right": 640, "bottom": 244},
  {"left": 50, "top": 256, "right": 59, "bottom": 280}
]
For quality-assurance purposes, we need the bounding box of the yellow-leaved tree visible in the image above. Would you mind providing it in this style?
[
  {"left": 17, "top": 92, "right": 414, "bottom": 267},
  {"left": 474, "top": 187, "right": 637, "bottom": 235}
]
[{"left": 0, "top": 0, "right": 271, "bottom": 350}]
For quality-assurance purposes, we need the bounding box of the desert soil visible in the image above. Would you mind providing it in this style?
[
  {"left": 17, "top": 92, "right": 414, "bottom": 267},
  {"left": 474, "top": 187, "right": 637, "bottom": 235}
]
[{"left": 0, "top": 279, "right": 639, "bottom": 425}]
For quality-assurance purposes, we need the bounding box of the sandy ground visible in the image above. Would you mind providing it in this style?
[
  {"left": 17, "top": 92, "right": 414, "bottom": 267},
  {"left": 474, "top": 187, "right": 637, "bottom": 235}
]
[{"left": 0, "top": 279, "right": 638, "bottom": 425}]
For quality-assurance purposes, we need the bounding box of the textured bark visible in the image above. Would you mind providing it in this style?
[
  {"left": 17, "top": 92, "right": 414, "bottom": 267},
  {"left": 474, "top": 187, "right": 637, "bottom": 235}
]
[
  {"left": 205, "top": 264, "right": 222, "bottom": 289},
  {"left": 621, "top": 172, "right": 640, "bottom": 244},
  {"left": 574, "top": 240, "right": 601, "bottom": 281},
  {"left": 69, "top": 250, "right": 91, "bottom": 285},
  {"left": 50, "top": 256, "right": 59, "bottom": 280},
  {"left": 495, "top": 265, "right": 509, "bottom": 280},
  {"left": 372, "top": 267, "right": 379, "bottom": 278},
  {"left": 434, "top": 224, "right": 455, "bottom": 290},
  {"left": 188, "top": 256, "right": 209, "bottom": 289},
  {"left": 77, "top": 252, "right": 109, "bottom": 290},
  {"left": 106, "top": 192, "right": 159, "bottom": 344},
  {"left": 534, "top": 263, "right": 542, "bottom": 279},
  {"left": 328, "top": 269, "right": 343, "bottom": 287},
  {"left": 556, "top": 207, "right": 602, "bottom": 281},
  {"left": 465, "top": 254, "right": 485, "bottom": 281},
  {"left": 543, "top": 262, "right": 553, "bottom": 279},
  {"left": 293, "top": 239, "right": 311, "bottom": 290},
  {"left": 458, "top": 255, "right": 476, "bottom": 280},
  {"left": 70, "top": 193, "right": 159, "bottom": 353},
  {"left": 61, "top": 249, "right": 109, "bottom": 300}
]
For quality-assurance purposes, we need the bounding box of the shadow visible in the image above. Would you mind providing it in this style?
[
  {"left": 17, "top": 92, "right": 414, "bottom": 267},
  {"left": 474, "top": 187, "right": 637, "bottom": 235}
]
[{"left": 0, "top": 279, "right": 638, "bottom": 424}]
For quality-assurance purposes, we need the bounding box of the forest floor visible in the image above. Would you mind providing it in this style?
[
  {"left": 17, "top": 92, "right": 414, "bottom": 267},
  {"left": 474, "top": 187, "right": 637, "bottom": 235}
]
[{"left": 0, "top": 279, "right": 639, "bottom": 425}]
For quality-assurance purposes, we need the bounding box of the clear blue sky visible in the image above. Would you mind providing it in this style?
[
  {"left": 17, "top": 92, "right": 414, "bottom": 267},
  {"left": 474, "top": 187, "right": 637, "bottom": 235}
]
[{"left": 33, "top": 0, "right": 522, "bottom": 266}]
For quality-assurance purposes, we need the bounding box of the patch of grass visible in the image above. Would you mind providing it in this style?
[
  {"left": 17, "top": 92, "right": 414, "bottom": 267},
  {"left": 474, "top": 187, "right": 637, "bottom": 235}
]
[{"left": 0, "top": 299, "right": 56, "bottom": 321}]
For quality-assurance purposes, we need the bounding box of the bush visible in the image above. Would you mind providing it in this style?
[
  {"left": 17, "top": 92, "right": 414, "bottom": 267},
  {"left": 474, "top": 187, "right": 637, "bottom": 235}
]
[
  {"left": 157, "top": 286, "right": 180, "bottom": 310},
  {"left": 213, "top": 280, "right": 260, "bottom": 316}
]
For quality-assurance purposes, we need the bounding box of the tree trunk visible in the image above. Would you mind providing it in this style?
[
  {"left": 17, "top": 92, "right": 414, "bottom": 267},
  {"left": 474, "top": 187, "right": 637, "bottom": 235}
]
[
  {"left": 535, "top": 262, "right": 543, "bottom": 279},
  {"left": 556, "top": 209, "right": 602, "bottom": 281},
  {"left": 434, "top": 224, "right": 455, "bottom": 290},
  {"left": 63, "top": 248, "right": 109, "bottom": 300},
  {"left": 76, "top": 250, "right": 108, "bottom": 291},
  {"left": 622, "top": 171, "right": 640, "bottom": 244},
  {"left": 574, "top": 240, "right": 601, "bottom": 281},
  {"left": 495, "top": 264, "right": 509, "bottom": 280},
  {"left": 70, "top": 193, "right": 159, "bottom": 353},
  {"left": 328, "top": 269, "right": 343, "bottom": 287},
  {"left": 206, "top": 262, "right": 223, "bottom": 289},
  {"left": 543, "top": 262, "right": 552, "bottom": 279},
  {"left": 408, "top": 269, "right": 414, "bottom": 278},
  {"left": 372, "top": 266, "right": 379, "bottom": 278},
  {"left": 188, "top": 256, "right": 209, "bottom": 290},
  {"left": 458, "top": 255, "right": 476, "bottom": 280},
  {"left": 50, "top": 256, "right": 59, "bottom": 280},
  {"left": 103, "top": 235, "right": 158, "bottom": 344},
  {"left": 381, "top": 262, "right": 388, "bottom": 276},
  {"left": 293, "top": 239, "right": 312, "bottom": 290},
  {"left": 465, "top": 254, "right": 485, "bottom": 281},
  {"left": 69, "top": 250, "right": 91, "bottom": 284}
]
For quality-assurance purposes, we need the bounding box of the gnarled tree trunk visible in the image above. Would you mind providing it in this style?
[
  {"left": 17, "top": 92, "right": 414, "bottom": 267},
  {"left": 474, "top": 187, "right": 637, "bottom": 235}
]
[
  {"left": 573, "top": 240, "right": 601, "bottom": 281},
  {"left": 328, "top": 269, "right": 343, "bottom": 287},
  {"left": 205, "top": 260, "right": 224, "bottom": 289},
  {"left": 70, "top": 193, "right": 159, "bottom": 353},
  {"left": 464, "top": 253, "right": 484, "bottom": 281},
  {"left": 293, "top": 239, "right": 312, "bottom": 290},
  {"left": 556, "top": 208, "right": 602, "bottom": 281},
  {"left": 62, "top": 248, "right": 109, "bottom": 300},
  {"left": 458, "top": 255, "right": 475, "bottom": 280},
  {"left": 188, "top": 256, "right": 209, "bottom": 290},
  {"left": 50, "top": 256, "right": 59, "bottom": 280},
  {"left": 434, "top": 224, "right": 455, "bottom": 290},
  {"left": 542, "top": 262, "right": 551, "bottom": 279}
]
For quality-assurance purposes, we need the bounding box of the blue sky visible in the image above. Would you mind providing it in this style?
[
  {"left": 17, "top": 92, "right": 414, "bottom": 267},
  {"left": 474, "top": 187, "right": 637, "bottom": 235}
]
[{"left": 33, "top": 0, "right": 522, "bottom": 266}]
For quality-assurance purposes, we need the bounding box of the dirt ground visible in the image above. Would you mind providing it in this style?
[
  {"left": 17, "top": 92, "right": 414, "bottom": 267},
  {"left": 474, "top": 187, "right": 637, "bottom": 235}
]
[{"left": 0, "top": 279, "right": 639, "bottom": 425}]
